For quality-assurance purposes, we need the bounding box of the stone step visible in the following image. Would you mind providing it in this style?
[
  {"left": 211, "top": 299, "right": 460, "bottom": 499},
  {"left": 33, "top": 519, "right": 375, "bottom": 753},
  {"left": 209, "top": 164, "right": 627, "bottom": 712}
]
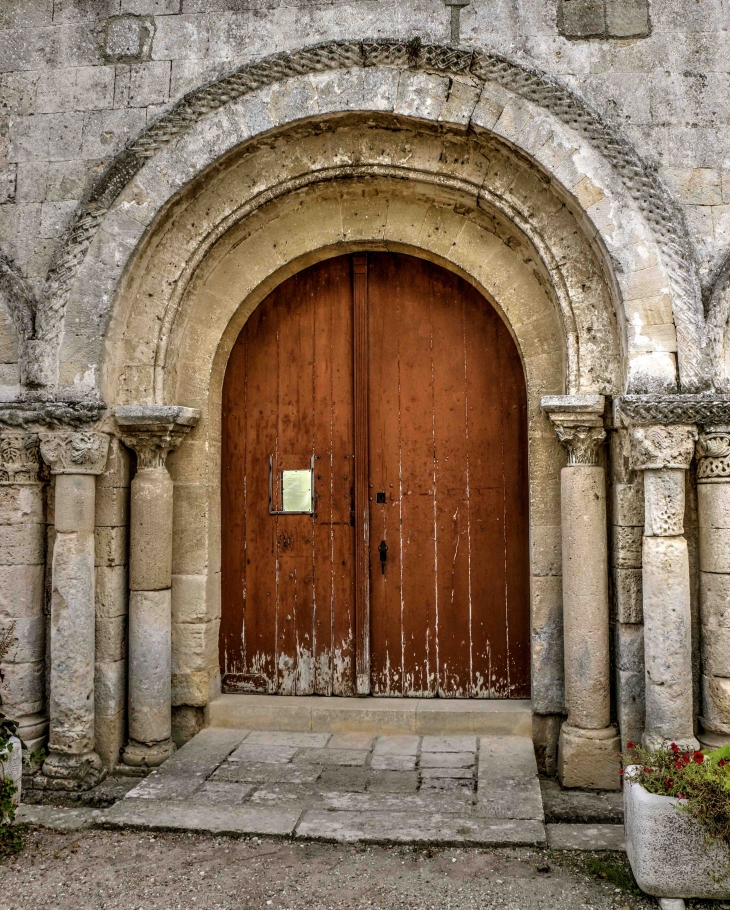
[{"left": 206, "top": 695, "right": 533, "bottom": 736}]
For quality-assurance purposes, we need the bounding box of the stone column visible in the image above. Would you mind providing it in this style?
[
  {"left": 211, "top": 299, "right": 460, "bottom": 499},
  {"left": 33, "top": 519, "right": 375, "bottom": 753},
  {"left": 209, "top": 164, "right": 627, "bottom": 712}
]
[
  {"left": 630, "top": 424, "right": 699, "bottom": 752},
  {"left": 0, "top": 433, "right": 48, "bottom": 751},
  {"left": 696, "top": 426, "right": 730, "bottom": 748},
  {"left": 543, "top": 395, "right": 620, "bottom": 790},
  {"left": 39, "top": 431, "right": 109, "bottom": 787},
  {"left": 115, "top": 406, "right": 199, "bottom": 768}
]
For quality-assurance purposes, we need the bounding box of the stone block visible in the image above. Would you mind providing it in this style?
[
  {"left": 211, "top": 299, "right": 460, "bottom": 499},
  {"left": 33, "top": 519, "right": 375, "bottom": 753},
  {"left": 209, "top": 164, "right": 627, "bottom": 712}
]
[
  {"left": 172, "top": 619, "right": 218, "bottom": 675},
  {"left": 95, "top": 709, "right": 125, "bottom": 770},
  {"left": 605, "top": 0, "right": 650, "bottom": 37},
  {"left": 0, "top": 523, "right": 45, "bottom": 566},
  {"left": 617, "top": 667, "right": 645, "bottom": 750},
  {"left": 611, "top": 481, "right": 644, "bottom": 527},
  {"left": 558, "top": 0, "right": 606, "bottom": 38},
  {"left": 128, "top": 60, "right": 171, "bottom": 107},
  {"left": 698, "top": 483, "right": 730, "bottom": 530},
  {"left": 558, "top": 725, "right": 621, "bottom": 790},
  {"left": 95, "top": 525, "right": 128, "bottom": 567},
  {"left": 96, "top": 613, "right": 127, "bottom": 663},
  {"left": 96, "top": 565, "right": 128, "bottom": 619},
  {"left": 55, "top": 474, "right": 96, "bottom": 534},
  {"left": 95, "top": 485, "right": 130, "bottom": 528},
  {"left": 644, "top": 469, "right": 685, "bottom": 537},
  {"left": 104, "top": 15, "right": 154, "bottom": 62},
  {"left": 0, "top": 659, "right": 44, "bottom": 717},
  {"left": 419, "top": 751, "right": 475, "bottom": 769},
  {"left": 2, "top": 615, "right": 44, "bottom": 663},
  {"left": 95, "top": 658, "right": 126, "bottom": 717},
  {"left": 246, "top": 731, "right": 329, "bottom": 748},
  {"left": 172, "top": 667, "right": 218, "bottom": 707},
  {"left": 612, "top": 567, "right": 643, "bottom": 623},
  {"left": 0, "top": 564, "right": 45, "bottom": 618},
  {"left": 702, "top": 674, "right": 730, "bottom": 734},
  {"left": 612, "top": 526, "right": 643, "bottom": 569},
  {"left": 531, "top": 525, "right": 562, "bottom": 576},
  {"left": 98, "top": 438, "right": 131, "bottom": 489},
  {"left": 0, "top": 485, "right": 44, "bottom": 525},
  {"left": 172, "top": 705, "right": 205, "bottom": 747},
  {"left": 172, "top": 573, "right": 209, "bottom": 624},
  {"left": 616, "top": 621, "right": 644, "bottom": 672},
  {"left": 295, "top": 748, "right": 369, "bottom": 766},
  {"left": 370, "top": 754, "right": 417, "bottom": 772}
]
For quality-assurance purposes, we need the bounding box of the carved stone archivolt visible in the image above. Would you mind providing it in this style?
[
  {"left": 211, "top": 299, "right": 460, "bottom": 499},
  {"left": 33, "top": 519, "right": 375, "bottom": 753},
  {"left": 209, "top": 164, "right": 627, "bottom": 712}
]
[
  {"left": 39, "top": 431, "right": 109, "bottom": 476},
  {"left": 696, "top": 427, "right": 730, "bottom": 482},
  {"left": 0, "top": 433, "right": 41, "bottom": 483},
  {"left": 629, "top": 425, "right": 698, "bottom": 472}
]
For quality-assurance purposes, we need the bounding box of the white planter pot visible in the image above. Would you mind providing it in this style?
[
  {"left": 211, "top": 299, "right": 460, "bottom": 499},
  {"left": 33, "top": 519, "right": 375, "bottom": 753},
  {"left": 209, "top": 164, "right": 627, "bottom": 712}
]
[
  {"left": 624, "top": 770, "right": 730, "bottom": 900},
  {"left": 0, "top": 736, "right": 22, "bottom": 807}
]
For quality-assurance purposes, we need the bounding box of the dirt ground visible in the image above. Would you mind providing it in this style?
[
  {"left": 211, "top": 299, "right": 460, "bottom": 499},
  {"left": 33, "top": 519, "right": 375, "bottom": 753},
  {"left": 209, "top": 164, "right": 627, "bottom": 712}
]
[{"left": 0, "top": 828, "right": 676, "bottom": 910}]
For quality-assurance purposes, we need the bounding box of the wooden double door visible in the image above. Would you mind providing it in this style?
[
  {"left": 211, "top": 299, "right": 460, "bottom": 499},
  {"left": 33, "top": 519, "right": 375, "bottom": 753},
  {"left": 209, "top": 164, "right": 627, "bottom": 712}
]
[{"left": 221, "top": 253, "right": 530, "bottom": 698}]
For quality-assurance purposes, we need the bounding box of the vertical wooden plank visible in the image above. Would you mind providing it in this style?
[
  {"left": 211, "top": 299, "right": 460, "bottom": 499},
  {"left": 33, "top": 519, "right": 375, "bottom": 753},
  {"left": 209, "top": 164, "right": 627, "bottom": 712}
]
[
  {"left": 367, "top": 255, "right": 405, "bottom": 695},
  {"left": 353, "top": 253, "right": 371, "bottom": 694},
  {"left": 430, "top": 269, "right": 471, "bottom": 697}
]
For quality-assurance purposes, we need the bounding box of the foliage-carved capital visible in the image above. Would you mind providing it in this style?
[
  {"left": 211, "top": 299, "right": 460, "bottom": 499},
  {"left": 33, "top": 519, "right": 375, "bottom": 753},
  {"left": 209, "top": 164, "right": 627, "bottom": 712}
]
[
  {"left": 629, "top": 424, "right": 697, "bottom": 472},
  {"left": 696, "top": 426, "right": 730, "bottom": 483},
  {"left": 0, "top": 433, "right": 42, "bottom": 484},
  {"left": 39, "top": 431, "right": 110, "bottom": 476}
]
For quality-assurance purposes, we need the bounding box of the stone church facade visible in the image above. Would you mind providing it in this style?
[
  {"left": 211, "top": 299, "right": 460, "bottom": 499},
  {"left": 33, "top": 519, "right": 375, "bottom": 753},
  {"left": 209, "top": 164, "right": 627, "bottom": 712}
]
[{"left": 1, "top": 0, "right": 730, "bottom": 792}]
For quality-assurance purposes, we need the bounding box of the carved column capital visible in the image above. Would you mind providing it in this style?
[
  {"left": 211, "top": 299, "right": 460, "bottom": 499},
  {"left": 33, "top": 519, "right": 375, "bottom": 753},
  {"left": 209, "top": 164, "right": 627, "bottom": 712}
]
[
  {"left": 541, "top": 394, "right": 606, "bottom": 466},
  {"left": 696, "top": 425, "right": 730, "bottom": 483},
  {"left": 629, "top": 424, "right": 697, "bottom": 472},
  {"left": 115, "top": 406, "right": 200, "bottom": 470},
  {"left": 39, "top": 431, "right": 109, "bottom": 476},
  {"left": 0, "top": 433, "right": 42, "bottom": 483}
]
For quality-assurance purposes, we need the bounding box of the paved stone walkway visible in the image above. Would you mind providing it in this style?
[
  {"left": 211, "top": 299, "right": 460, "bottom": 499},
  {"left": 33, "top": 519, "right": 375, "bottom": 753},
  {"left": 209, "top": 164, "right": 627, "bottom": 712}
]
[{"left": 101, "top": 728, "right": 547, "bottom": 844}]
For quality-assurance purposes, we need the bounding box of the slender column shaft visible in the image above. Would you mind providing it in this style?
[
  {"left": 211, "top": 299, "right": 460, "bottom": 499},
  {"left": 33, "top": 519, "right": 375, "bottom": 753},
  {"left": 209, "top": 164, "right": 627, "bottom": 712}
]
[
  {"left": 39, "top": 431, "right": 109, "bottom": 788},
  {"left": 696, "top": 426, "right": 730, "bottom": 747},
  {"left": 0, "top": 433, "right": 47, "bottom": 751},
  {"left": 116, "top": 405, "right": 199, "bottom": 768},
  {"left": 630, "top": 424, "right": 698, "bottom": 752},
  {"left": 542, "top": 395, "right": 620, "bottom": 790}
]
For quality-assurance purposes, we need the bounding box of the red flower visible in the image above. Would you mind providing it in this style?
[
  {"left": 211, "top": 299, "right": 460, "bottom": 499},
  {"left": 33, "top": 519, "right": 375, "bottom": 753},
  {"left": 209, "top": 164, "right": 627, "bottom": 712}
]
[
  {"left": 720, "top": 758, "right": 729, "bottom": 768},
  {"left": 618, "top": 769, "right": 624, "bottom": 775},
  {"left": 674, "top": 760, "right": 684, "bottom": 770},
  {"left": 682, "top": 753, "right": 692, "bottom": 766},
  {"left": 677, "top": 793, "right": 686, "bottom": 800},
  {"left": 627, "top": 742, "right": 635, "bottom": 750},
  {"left": 643, "top": 767, "right": 653, "bottom": 773},
  {"left": 693, "top": 751, "right": 705, "bottom": 764},
  {"left": 671, "top": 743, "right": 680, "bottom": 754},
  {"left": 665, "top": 778, "right": 674, "bottom": 788}
]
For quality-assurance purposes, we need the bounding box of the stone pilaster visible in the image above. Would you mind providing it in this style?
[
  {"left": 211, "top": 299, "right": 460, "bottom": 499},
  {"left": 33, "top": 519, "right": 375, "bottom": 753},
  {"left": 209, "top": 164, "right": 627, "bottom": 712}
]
[
  {"left": 115, "top": 406, "right": 199, "bottom": 768},
  {"left": 542, "top": 395, "right": 620, "bottom": 790},
  {"left": 630, "top": 424, "right": 699, "bottom": 752},
  {"left": 696, "top": 426, "right": 730, "bottom": 747},
  {"left": 0, "top": 433, "right": 48, "bottom": 752},
  {"left": 39, "top": 430, "right": 109, "bottom": 788}
]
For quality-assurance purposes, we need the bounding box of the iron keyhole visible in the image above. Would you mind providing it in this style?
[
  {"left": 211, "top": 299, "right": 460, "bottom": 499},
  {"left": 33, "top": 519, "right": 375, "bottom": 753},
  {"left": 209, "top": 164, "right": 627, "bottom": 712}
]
[{"left": 378, "top": 540, "right": 388, "bottom": 575}]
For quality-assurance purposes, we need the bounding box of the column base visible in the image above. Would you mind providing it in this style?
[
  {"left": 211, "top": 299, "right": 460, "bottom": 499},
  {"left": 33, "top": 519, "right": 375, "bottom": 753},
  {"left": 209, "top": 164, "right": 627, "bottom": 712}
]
[
  {"left": 558, "top": 723, "right": 621, "bottom": 790},
  {"left": 15, "top": 712, "right": 48, "bottom": 754},
  {"left": 642, "top": 732, "right": 700, "bottom": 753},
  {"left": 698, "top": 729, "right": 730, "bottom": 750},
  {"left": 122, "top": 737, "right": 176, "bottom": 768},
  {"left": 39, "top": 750, "right": 106, "bottom": 791}
]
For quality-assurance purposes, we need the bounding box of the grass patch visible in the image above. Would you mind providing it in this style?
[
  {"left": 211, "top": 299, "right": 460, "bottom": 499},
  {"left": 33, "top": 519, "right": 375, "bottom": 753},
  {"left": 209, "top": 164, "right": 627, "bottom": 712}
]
[{"left": 585, "top": 854, "right": 642, "bottom": 894}]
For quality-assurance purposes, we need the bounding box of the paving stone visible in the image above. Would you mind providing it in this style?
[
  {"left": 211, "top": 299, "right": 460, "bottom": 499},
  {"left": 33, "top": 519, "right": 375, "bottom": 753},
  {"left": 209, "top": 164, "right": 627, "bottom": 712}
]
[
  {"left": 546, "top": 823, "right": 626, "bottom": 851},
  {"left": 540, "top": 779, "right": 624, "bottom": 823},
  {"left": 319, "top": 767, "right": 368, "bottom": 791},
  {"left": 420, "top": 777, "right": 474, "bottom": 794},
  {"left": 295, "top": 810, "right": 546, "bottom": 845},
  {"left": 211, "top": 762, "right": 322, "bottom": 785},
  {"left": 476, "top": 735, "right": 544, "bottom": 822},
  {"left": 159, "top": 728, "right": 249, "bottom": 777},
  {"left": 421, "top": 767, "right": 474, "bottom": 779},
  {"left": 372, "top": 735, "right": 419, "bottom": 755},
  {"left": 16, "top": 805, "right": 103, "bottom": 831},
  {"left": 103, "top": 799, "right": 302, "bottom": 836},
  {"left": 228, "top": 744, "right": 298, "bottom": 764},
  {"left": 294, "top": 748, "right": 369, "bottom": 766},
  {"left": 366, "top": 771, "right": 419, "bottom": 793},
  {"left": 421, "top": 736, "right": 477, "bottom": 752},
  {"left": 419, "top": 751, "right": 475, "bottom": 769},
  {"left": 328, "top": 733, "right": 375, "bottom": 750},
  {"left": 250, "top": 784, "right": 318, "bottom": 806},
  {"left": 370, "top": 754, "right": 417, "bottom": 771},
  {"left": 246, "top": 731, "right": 330, "bottom": 748},
  {"left": 318, "top": 790, "right": 473, "bottom": 814},
  {"left": 192, "top": 781, "right": 254, "bottom": 805},
  {"left": 124, "top": 772, "right": 206, "bottom": 801}
]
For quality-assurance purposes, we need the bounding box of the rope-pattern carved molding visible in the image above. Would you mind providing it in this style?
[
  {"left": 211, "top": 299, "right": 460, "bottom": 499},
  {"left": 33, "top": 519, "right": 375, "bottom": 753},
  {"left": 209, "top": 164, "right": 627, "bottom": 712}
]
[
  {"left": 25, "top": 39, "right": 703, "bottom": 390},
  {"left": 616, "top": 394, "right": 730, "bottom": 427}
]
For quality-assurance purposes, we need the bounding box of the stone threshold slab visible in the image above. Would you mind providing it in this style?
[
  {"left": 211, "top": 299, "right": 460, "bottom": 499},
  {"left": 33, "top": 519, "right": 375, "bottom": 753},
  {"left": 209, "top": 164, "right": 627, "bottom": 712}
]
[
  {"left": 294, "top": 810, "right": 546, "bottom": 845},
  {"left": 207, "top": 695, "right": 533, "bottom": 735},
  {"left": 101, "top": 799, "right": 302, "bottom": 836}
]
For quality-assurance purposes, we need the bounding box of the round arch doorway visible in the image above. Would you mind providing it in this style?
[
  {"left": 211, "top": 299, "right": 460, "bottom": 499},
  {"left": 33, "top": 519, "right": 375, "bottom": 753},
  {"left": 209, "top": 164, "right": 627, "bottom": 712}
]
[{"left": 220, "top": 252, "right": 530, "bottom": 700}]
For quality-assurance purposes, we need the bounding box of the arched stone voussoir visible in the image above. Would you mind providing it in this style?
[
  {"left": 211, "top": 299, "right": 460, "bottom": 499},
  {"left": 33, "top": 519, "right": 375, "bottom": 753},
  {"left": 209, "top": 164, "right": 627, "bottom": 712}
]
[{"left": 51, "top": 41, "right": 702, "bottom": 396}]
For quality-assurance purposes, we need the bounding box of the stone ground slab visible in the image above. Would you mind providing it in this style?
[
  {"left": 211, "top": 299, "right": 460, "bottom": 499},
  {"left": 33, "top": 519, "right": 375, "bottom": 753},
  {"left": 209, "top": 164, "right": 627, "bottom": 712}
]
[
  {"left": 546, "top": 823, "right": 626, "bottom": 851},
  {"left": 102, "top": 799, "right": 302, "bottom": 836},
  {"left": 295, "top": 810, "right": 547, "bottom": 845},
  {"left": 16, "top": 805, "right": 103, "bottom": 831}
]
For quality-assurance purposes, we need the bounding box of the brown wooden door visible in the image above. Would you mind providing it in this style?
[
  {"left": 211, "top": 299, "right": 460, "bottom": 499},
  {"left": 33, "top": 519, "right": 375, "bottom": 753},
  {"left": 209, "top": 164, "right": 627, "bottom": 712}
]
[{"left": 221, "top": 253, "right": 530, "bottom": 698}]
